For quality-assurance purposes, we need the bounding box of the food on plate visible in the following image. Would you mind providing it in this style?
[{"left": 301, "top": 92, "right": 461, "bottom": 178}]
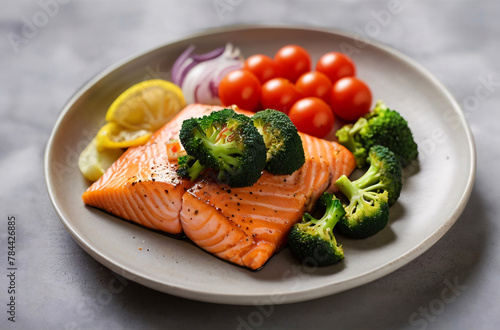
[
  {"left": 330, "top": 76, "right": 372, "bottom": 121},
  {"left": 260, "top": 78, "right": 300, "bottom": 114},
  {"left": 336, "top": 101, "right": 419, "bottom": 167},
  {"left": 176, "top": 155, "right": 205, "bottom": 182},
  {"left": 218, "top": 70, "right": 261, "bottom": 111},
  {"left": 334, "top": 145, "right": 402, "bottom": 239},
  {"left": 353, "top": 145, "right": 402, "bottom": 207},
  {"left": 80, "top": 41, "right": 418, "bottom": 270},
  {"left": 177, "top": 108, "right": 267, "bottom": 187},
  {"left": 180, "top": 130, "right": 356, "bottom": 269},
  {"left": 78, "top": 138, "right": 124, "bottom": 182},
  {"left": 216, "top": 45, "right": 371, "bottom": 133},
  {"left": 288, "top": 192, "right": 345, "bottom": 266},
  {"left": 295, "top": 71, "right": 333, "bottom": 104},
  {"left": 216, "top": 46, "right": 372, "bottom": 138},
  {"left": 252, "top": 109, "right": 305, "bottom": 175},
  {"left": 273, "top": 45, "right": 311, "bottom": 82},
  {"left": 83, "top": 104, "right": 356, "bottom": 268},
  {"left": 171, "top": 43, "right": 243, "bottom": 105},
  {"left": 244, "top": 54, "right": 279, "bottom": 84},
  {"left": 96, "top": 122, "right": 152, "bottom": 150},
  {"left": 105, "top": 79, "right": 185, "bottom": 133},
  {"left": 288, "top": 97, "right": 335, "bottom": 138},
  {"left": 166, "top": 140, "right": 187, "bottom": 162},
  {"left": 78, "top": 79, "right": 186, "bottom": 181},
  {"left": 316, "top": 51, "right": 356, "bottom": 83},
  {"left": 82, "top": 104, "right": 216, "bottom": 234},
  {"left": 178, "top": 108, "right": 305, "bottom": 184}
]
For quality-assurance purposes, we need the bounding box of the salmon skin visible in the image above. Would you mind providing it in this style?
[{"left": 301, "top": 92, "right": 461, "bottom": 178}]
[{"left": 83, "top": 104, "right": 356, "bottom": 269}]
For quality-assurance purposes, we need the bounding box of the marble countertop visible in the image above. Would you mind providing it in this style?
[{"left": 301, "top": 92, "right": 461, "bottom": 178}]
[{"left": 1, "top": 1, "right": 499, "bottom": 329}]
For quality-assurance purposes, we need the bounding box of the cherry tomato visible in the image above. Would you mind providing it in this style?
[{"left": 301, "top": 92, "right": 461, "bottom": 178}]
[
  {"left": 260, "top": 78, "right": 301, "bottom": 114},
  {"left": 295, "top": 71, "right": 333, "bottom": 104},
  {"left": 244, "top": 54, "right": 279, "bottom": 84},
  {"left": 316, "top": 52, "right": 356, "bottom": 83},
  {"left": 218, "top": 70, "right": 261, "bottom": 111},
  {"left": 274, "top": 45, "right": 311, "bottom": 83},
  {"left": 288, "top": 97, "right": 335, "bottom": 138},
  {"left": 330, "top": 77, "right": 372, "bottom": 121}
]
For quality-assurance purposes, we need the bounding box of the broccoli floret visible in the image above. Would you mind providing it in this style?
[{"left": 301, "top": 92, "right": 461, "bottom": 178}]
[
  {"left": 335, "top": 118, "right": 369, "bottom": 167},
  {"left": 176, "top": 155, "right": 206, "bottom": 181},
  {"left": 178, "top": 108, "right": 267, "bottom": 187},
  {"left": 288, "top": 192, "right": 345, "bottom": 266},
  {"left": 334, "top": 158, "right": 391, "bottom": 239},
  {"left": 353, "top": 145, "right": 402, "bottom": 206},
  {"left": 252, "top": 109, "right": 305, "bottom": 175},
  {"left": 336, "top": 101, "right": 418, "bottom": 167}
]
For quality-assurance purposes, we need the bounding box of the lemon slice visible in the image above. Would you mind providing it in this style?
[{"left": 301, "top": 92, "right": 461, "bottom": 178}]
[
  {"left": 78, "top": 137, "right": 124, "bottom": 181},
  {"left": 105, "top": 79, "right": 186, "bottom": 132},
  {"left": 96, "top": 122, "right": 153, "bottom": 150},
  {"left": 79, "top": 79, "right": 185, "bottom": 182}
]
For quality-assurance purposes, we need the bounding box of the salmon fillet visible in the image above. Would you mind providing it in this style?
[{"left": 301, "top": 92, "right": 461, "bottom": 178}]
[
  {"left": 82, "top": 104, "right": 221, "bottom": 234},
  {"left": 180, "top": 132, "right": 356, "bottom": 269},
  {"left": 83, "top": 104, "right": 356, "bottom": 269}
]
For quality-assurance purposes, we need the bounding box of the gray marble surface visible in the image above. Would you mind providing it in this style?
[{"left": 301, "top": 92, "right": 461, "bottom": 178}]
[{"left": 1, "top": 0, "right": 499, "bottom": 329}]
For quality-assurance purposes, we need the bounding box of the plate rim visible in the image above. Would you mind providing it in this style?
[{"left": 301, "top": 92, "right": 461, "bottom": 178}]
[{"left": 44, "top": 24, "right": 477, "bottom": 305}]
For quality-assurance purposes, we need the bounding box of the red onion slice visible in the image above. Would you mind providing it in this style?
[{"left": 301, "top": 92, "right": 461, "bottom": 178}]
[
  {"left": 172, "top": 43, "right": 244, "bottom": 105},
  {"left": 171, "top": 45, "right": 195, "bottom": 86}
]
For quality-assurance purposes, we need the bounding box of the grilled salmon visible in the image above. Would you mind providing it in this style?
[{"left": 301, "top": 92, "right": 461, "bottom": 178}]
[
  {"left": 82, "top": 104, "right": 219, "bottom": 234},
  {"left": 180, "top": 132, "right": 356, "bottom": 269},
  {"left": 83, "top": 104, "right": 356, "bottom": 269}
]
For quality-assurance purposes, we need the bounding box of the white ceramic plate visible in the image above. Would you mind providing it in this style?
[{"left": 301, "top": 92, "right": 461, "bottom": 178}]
[{"left": 44, "top": 26, "right": 476, "bottom": 305}]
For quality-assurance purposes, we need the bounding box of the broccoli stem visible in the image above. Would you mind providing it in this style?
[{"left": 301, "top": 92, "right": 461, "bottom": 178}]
[
  {"left": 210, "top": 143, "right": 242, "bottom": 157},
  {"left": 297, "top": 195, "right": 345, "bottom": 250},
  {"left": 335, "top": 175, "right": 373, "bottom": 216},
  {"left": 205, "top": 130, "right": 243, "bottom": 176},
  {"left": 196, "top": 128, "right": 243, "bottom": 158},
  {"left": 350, "top": 117, "right": 367, "bottom": 135},
  {"left": 337, "top": 129, "right": 356, "bottom": 152},
  {"left": 216, "top": 153, "right": 239, "bottom": 167},
  {"left": 361, "top": 191, "right": 381, "bottom": 202},
  {"left": 337, "top": 118, "right": 366, "bottom": 152},
  {"left": 335, "top": 175, "right": 359, "bottom": 201},
  {"left": 187, "top": 160, "right": 206, "bottom": 181},
  {"left": 352, "top": 161, "right": 381, "bottom": 189},
  {"left": 310, "top": 198, "right": 344, "bottom": 241},
  {"left": 192, "top": 130, "right": 244, "bottom": 173}
]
